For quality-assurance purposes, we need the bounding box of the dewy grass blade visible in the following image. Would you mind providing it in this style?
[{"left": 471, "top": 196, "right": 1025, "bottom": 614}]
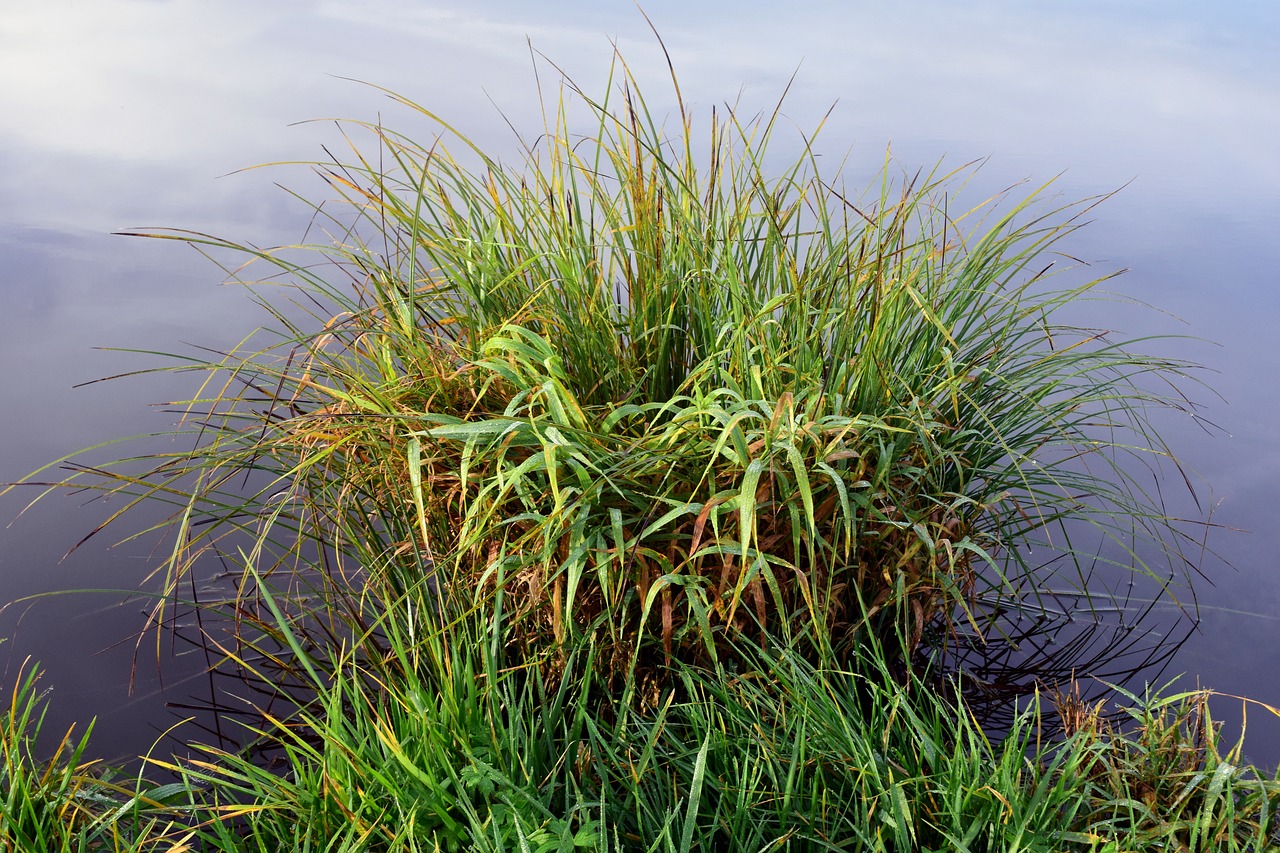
[{"left": 678, "top": 734, "right": 712, "bottom": 853}]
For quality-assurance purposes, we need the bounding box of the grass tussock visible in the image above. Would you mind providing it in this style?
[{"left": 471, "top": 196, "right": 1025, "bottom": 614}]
[
  {"left": 1, "top": 661, "right": 97, "bottom": 851},
  {"left": 4, "top": 35, "right": 1270, "bottom": 853},
  {"left": 0, "top": 661, "right": 195, "bottom": 853},
  {"left": 22, "top": 43, "right": 1202, "bottom": 682}
]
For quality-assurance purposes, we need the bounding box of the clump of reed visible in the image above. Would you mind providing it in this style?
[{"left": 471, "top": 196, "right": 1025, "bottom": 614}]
[
  {"left": 1, "top": 661, "right": 98, "bottom": 851},
  {"left": 1051, "top": 680, "right": 1280, "bottom": 851},
  {"left": 24, "top": 43, "right": 1203, "bottom": 690},
  {"left": 0, "top": 661, "right": 193, "bottom": 853}
]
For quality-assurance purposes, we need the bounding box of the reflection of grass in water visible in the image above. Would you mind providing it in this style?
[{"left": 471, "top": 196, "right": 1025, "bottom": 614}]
[
  {"left": 5, "top": 32, "right": 1279, "bottom": 851},
  {"left": 1170, "top": 603, "right": 1280, "bottom": 622}
]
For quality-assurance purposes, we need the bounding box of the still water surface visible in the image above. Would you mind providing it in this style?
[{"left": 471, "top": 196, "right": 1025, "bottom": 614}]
[{"left": 2, "top": 1, "right": 1278, "bottom": 766}]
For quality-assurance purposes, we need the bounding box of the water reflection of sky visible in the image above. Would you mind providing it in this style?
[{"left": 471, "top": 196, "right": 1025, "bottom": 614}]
[{"left": 2, "top": 1, "right": 1278, "bottom": 763}]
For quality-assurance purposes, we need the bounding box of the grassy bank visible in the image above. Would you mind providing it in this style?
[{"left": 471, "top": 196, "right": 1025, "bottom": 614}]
[
  {"left": 6, "top": 644, "right": 1280, "bottom": 851},
  {"left": 5, "top": 39, "right": 1278, "bottom": 851}
]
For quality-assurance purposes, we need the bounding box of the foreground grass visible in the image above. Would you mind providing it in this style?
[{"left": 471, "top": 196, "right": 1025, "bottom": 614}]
[
  {"left": 6, "top": 637, "right": 1280, "bottom": 852},
  {"left": 4, "top": 34, "right": 1267, "bottom": 853}
]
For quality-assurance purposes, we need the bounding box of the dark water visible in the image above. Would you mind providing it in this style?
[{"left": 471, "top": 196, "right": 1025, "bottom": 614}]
[{"left": 3, "top": 2, "right": 1279, "bottom": 766}]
